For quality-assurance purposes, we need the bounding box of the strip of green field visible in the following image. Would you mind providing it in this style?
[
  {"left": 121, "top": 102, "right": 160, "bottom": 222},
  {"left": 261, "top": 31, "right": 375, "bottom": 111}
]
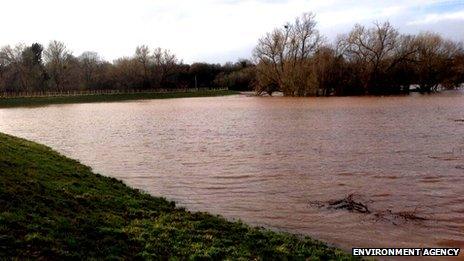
[
  {"left": 0, "top": 90, "right": 239, "bottom": 108},
  {"left": 0, "top": 132, "right": 355, "bottom": 259}
]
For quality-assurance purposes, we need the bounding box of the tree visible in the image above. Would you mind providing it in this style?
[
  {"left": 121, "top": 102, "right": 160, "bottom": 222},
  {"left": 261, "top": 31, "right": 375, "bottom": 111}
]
[
  {"left": 310, "top": 46, "right": 343, "bottom": 96},
  {"left": 449, "top": 48, "right": 464, "bottom": 87},
  {"left": 340, "top": 22, "right": 401, "bottom": 93},
  {"left": 21, "top": 43, "right": 47, "bottom": 91},
  {"left": 253, "top": 12, "right": 322, "bottom": 96},
  {"left": 135, "top": 45, "right": 152, "bottom": 88},
  {"left": 153, "top": 48, "right": 179, "bottom": 88},
  {"left": 0, "top": 44, "right": 46, "bottom": 92},
  {"left": 189, "top": 63, "right": 221, "bottom": 89},
  {"left": 111, "top": 57, "right": 140, "bottom": 90},
  {"left": 413, "top": 33, "right": 462, "bottom": 92},
  {"left": 1, "top": 17, "right": 463, "bottom": 96},
  {"left": 44, "top": 41, "right": 72, "bottom": 91},
  {"left": 78, "top": 51, "right": 101, "bottom": 89},
  {"left": 0, "top": 44, "right": 26, "bottom": 92},
  {"left": 214, "top": 61, "right": 255, "bottom": 91}
]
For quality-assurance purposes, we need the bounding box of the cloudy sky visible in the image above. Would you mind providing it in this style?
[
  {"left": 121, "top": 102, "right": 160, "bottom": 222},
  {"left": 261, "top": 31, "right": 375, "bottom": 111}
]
[{"left": 1, "top": 0, "right": 463, "bottom": 63}]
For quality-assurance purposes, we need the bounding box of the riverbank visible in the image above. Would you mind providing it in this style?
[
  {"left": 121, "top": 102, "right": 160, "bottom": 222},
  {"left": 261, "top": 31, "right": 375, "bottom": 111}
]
[
  {"left": 0, "top": 132, "right": 355, "bottom": 259},
  {"left": 0, "top": 90, "right": 239, "bottom": 108}
]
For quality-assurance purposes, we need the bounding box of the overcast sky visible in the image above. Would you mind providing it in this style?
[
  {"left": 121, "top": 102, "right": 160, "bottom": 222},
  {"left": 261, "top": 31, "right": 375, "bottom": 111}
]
[{"left": 1, "top": 0, "right": 463, "bottom": 63}]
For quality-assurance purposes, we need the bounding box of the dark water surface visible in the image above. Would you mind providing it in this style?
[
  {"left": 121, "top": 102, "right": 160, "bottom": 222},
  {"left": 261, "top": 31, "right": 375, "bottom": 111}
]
[{"left": 1, "top": 92, "right": 463, "bottom": 253}]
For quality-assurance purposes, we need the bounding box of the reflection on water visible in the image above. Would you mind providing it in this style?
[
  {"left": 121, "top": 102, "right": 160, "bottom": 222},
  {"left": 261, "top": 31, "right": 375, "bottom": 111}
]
[{"left": 1, "top": 92, "right": 463, "bottom": 252}]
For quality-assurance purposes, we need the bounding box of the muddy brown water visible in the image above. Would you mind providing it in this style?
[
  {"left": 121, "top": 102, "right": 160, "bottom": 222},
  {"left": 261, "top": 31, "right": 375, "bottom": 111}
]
[{"left": 1, "top": 92, "right": 463, "bottom": 255}]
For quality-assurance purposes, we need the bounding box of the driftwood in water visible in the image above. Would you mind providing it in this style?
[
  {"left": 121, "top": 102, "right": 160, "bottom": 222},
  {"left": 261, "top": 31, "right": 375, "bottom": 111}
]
[
  {"left": 392, "top": 208, "right": 427, "bottom": 221},
  {"left": 309, "top": 194, "right": 428, "bottom": 224},
  {"left": 327, "top": 194, "right": 370, "bottom": 213},
  {"left": 309, "top": 193, "right": 370, "bottom": 214},
  {"left": 373, "top": 208, "right": 427, "bottom": 226}
]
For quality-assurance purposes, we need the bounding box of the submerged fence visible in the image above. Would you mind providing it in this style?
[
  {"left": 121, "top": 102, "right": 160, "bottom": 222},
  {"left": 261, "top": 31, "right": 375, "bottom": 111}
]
[{"left": 0, "top": 87, "right": 228, "bottom": 98}]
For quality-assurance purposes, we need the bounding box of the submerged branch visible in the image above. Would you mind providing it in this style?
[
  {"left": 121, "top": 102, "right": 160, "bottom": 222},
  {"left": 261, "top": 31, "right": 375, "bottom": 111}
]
[{"left": 309, "top": 193, "right": 428, "bottom": 225}]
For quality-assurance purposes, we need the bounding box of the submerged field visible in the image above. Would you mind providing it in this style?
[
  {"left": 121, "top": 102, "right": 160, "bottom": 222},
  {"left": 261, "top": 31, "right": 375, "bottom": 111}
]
[
  {"left": 0, "top": 89, "right": 238, "bottom": 108},
  {"left": 0, "top": 132, "right": 354, "bottom": 259},
  {"left": 2, "top": 92, "right": 463, "bottom": 251}
]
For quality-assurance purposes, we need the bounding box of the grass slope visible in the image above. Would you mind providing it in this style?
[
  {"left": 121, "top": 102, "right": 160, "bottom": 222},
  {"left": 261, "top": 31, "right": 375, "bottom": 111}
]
[
  {"left": 0, "top": 133, "right": 355, "bottom": 260},
  {"left": 0, "top": 90, "right": 239, "bottom": 108}
]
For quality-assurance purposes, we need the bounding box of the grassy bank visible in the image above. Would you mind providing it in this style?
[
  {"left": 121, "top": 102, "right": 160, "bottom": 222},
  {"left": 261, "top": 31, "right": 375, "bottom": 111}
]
[
  {"left": 0, "top": 90, "right": 239, "bottom": 108},
  {"left": 0, "top": 133, "right": 355, "bottom": 259}
]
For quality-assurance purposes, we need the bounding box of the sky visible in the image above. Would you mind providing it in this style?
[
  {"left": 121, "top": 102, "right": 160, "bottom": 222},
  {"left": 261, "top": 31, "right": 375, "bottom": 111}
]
[{"left": 1, "top": 0, "right": 463, "bottom": 63}]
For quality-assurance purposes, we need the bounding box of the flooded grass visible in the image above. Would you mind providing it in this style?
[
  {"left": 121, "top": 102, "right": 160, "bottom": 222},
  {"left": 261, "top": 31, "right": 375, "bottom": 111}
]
[
  {"left": 0, "top": 90, "right": 239, "bottom": 108},
  {"left": 0, "top": 132, "right": 355, "bottom": 259},
  {"left": 1, "top": 94, "right": 463, "bottom": 249}
]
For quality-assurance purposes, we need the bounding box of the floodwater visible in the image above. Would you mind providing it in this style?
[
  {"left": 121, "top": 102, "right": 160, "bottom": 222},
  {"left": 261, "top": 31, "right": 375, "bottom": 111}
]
[{"left": 1, "top": 92, "right": 463, "bottom": 254}]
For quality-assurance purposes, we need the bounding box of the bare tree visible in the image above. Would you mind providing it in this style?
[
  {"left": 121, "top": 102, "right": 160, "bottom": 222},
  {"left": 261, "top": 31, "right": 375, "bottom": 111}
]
[
  {"left": 111, "top": 57, "right": 140, "bottom": 90},
  {"left": 253, "top": 12, "right": 322, "bottom": 96},
  {"left": 0, "top": 45, "right": 26, "bottom": 91},
  {"left": 78, "top": 51, "right": 101, "bottom": 89},
  {"left": 340, "top": 22, "right": 402, "bottom": 93},
  {"left": 153, "top": 47, "right": 179, "bottom": 87},
  {"left": 0, "top": 44, "right": 46, "bottom": 92},
  {"left": 135, "top": 45, "right": 152, "bottom": 88},
  {"left": 414, "top": 32, "right": 462, "bottom": 92},
  {"left": 310, "top": 46, "right": 342, "bottom": 96},
  {"left": 44, "top": 41, "right": 72, "bottom": 91},
  {"left": 1, "top": 17, "right": 462, "bottom": 96}
]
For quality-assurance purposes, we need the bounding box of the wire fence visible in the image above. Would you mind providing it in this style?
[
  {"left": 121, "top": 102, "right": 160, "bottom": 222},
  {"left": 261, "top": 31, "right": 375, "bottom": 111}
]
[{"left": 0, "top": 87, "right": 228, "bottom": 98}]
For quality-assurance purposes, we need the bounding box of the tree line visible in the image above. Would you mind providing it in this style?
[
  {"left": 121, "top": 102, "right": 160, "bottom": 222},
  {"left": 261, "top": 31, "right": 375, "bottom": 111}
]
[
  {"left": 1, "top": 12, "right": 463, "bottom": 96},
  {"left": 253, "top": 13, "right": 464, "bottom": 96},
  {"left": 0, "top": 42, "right": 254, "bottom": 94}
]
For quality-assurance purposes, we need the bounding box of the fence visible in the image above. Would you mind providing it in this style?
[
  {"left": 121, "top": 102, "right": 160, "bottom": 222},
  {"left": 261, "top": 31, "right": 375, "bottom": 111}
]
[{"left": 0, "top": 87, "right": 228, "bottom": 98}]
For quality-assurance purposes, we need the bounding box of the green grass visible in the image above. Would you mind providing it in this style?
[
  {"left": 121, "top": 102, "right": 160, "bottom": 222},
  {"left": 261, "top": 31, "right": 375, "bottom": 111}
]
[
  {"left": 0, "top": 90, "right": 239, "bottom": 108},
  {"left": 0, "top": 132, "right": 356, "bottom": 260}
]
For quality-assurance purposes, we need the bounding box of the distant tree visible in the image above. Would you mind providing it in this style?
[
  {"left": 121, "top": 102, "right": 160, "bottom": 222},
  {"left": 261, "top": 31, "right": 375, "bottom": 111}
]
[
  {"left": 215, "top": 68, "right": 255, "bottom": 91},
  {"left": 340, "top": 22, "right": 396, "bottom": 93},
  {"left": 44, "top": 41, "right": 72, "bottom": 91},
  {"left": 0, "top": 44, "right": 26, "bottom": 92},
  {"left": 0, "top": 50, "right": 6, "bottom": 92},
  {"left": 253, "top": 12, "right": 322, "bottom": 96},
  {"left": 189, "top": 63, "right": 222, "bottom": 88},
  {"left": 21, "top": 43, "right": 47, "bottom": 91},
  {"left": 153, "top": 48, "right": 179, "bottom": 88},
  {"left": 413, "top": 33, "right": 462, "bottom": 92},
  {"left": 0, "top": 44, "right": 47, "bottom": 92},
  {"left": 450, "top": 48, "right": 464, "bottom": 87},
  {"left": 135, "top": 45, "right": 152, "bottom": 88},
  {"left": 111, "top": 57, "right": 141, "bottom": 90},
  {"left": 30, "top": 43, "right": 44, "bottom": 65},
  {"left": 310, "top": 46, "right": 344, "bottom": 96},
  {"left": 1, "top": 15, "right": 463, "bottom": 96},
  {"left": 78, "top": 51, "right": 101, "bottom": 89}
]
